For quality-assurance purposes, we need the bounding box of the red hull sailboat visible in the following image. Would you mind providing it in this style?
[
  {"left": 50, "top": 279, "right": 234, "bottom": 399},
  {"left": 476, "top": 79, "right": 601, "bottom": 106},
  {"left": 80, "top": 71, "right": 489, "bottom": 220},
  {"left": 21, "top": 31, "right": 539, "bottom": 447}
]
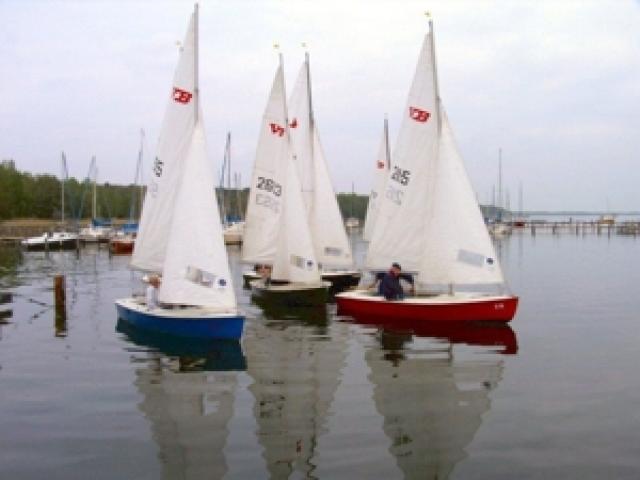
[
  {"left": 336, "top": 16, "right": 518, "bottom": 323},
  {"left": 337, "top": 291, "right": 518, "bottom": 323}
]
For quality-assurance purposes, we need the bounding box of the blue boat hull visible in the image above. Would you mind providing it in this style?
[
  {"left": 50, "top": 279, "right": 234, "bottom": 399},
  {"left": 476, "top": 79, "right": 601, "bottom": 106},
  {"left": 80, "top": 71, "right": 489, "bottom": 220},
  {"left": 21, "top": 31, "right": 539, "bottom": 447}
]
[{"left": 115, "top": 299, "right": 244, "bottom": 340}]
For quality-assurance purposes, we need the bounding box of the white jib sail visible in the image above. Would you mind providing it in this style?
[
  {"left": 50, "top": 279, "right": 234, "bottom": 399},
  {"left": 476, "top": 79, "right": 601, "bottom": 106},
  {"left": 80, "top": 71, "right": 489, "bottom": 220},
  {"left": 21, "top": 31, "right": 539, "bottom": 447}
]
[
  {"left": 289, "top": 59, "right": 353, "bottom": 269},
  {"left": 366, "top": 27, "right": 504, "bottom": 287},
  {"left": 366, "top": 32, "right": 439, "bottom": 273},
  {"left": 158, "top": 122, "right": 237, "bottom": 309},
  {"left": 418, "top": 107, "right": 504, "bottom": 285},
  {"left": 242, "top": 63, "right": 290, "bottom": 265},
  {"left": 362, "top": 121, "right": 390, "bottom": 241},
  {"left": 132, "top": 13, "right": 196, "bottom": 272}
]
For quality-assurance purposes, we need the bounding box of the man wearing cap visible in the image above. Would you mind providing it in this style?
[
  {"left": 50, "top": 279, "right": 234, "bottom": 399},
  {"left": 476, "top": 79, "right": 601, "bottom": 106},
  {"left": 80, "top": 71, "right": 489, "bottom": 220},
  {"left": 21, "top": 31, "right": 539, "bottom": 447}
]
[{"left": 378, "top": 262, "right": 414, "bottom": 301}]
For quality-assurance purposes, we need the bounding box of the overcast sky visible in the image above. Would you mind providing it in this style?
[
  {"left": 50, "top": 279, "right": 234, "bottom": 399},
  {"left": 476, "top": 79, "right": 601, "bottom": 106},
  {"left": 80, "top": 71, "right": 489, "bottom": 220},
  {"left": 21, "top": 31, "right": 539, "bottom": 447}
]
[{"left": 1, "top": 0, "right": 638, "bottom": 211}]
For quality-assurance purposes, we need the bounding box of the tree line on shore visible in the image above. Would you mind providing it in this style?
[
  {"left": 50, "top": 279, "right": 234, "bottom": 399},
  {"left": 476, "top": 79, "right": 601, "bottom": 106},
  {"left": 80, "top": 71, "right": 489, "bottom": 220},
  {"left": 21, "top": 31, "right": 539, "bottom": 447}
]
[
  {"left": 0, "top": 160, "right": 142, "bottom": 221},
  {"left": 0, "top": 160, "right": 372, "bottom": 222}
]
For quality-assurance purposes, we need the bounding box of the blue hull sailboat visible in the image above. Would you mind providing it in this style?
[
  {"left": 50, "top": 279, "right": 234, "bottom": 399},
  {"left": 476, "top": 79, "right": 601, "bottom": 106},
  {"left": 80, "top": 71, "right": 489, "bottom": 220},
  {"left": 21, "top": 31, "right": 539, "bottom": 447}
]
[
  {"left": 115, "top": 298, "right": 243, "bottom": 339},
  {"left": 115, "top": 4, "right": 244, "bottom": 340}
]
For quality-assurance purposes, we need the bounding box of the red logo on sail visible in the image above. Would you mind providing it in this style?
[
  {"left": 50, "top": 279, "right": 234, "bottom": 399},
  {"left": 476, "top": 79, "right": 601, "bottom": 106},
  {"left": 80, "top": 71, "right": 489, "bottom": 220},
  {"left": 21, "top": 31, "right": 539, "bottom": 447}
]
[
  {"left": 409, "top": 106, "right": 430, "bottom": 123},
  {"left": 173, "top": 87, "right": 193, "bottom": 104},
  {"left": 289, "top": 118, "right": 298, "bottom": 128},
  {"left": 377, "top": 160, "right": 386, "bottom": 169},
  {"left": 270, "top": 123, "right": 285, "bottom": 137}
]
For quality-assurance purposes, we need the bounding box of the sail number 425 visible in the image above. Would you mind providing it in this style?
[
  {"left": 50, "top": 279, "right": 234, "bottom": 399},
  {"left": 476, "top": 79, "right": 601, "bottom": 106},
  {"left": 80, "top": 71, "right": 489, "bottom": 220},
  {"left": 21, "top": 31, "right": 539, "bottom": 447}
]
[
  {"left": 256, "top": 176, "right": 282, "bottom": 196},
  {"left": 391, "top": 166, "right": 411, "bottom": 186}
]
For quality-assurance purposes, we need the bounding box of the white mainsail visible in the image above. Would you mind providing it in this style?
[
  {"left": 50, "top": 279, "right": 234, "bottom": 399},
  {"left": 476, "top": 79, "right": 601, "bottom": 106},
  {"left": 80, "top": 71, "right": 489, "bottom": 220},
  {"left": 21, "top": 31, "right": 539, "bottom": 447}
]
[
  {"left": 366, "top": 23, "right": 504, "bottom": 287},
  {"left": 131, "top": 14, "right": 196, "bottom": 272},
  {"left": 241, "top": 63, "right": 290, "bottom": 266},
  {"left": 288, "top": 56, "right": 354, "bottom": 269},
  {"left": 159, "top": 122, "right": 237, "bottom": 309},
  {"left": 362, "top": 118, "right": 391, "bottom": 241}
]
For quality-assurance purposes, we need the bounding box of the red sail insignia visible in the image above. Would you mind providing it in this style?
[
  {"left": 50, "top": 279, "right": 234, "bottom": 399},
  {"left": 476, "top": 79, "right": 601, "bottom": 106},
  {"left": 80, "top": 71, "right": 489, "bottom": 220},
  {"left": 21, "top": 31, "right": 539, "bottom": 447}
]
[
  {"left": 289, "top": 118, "right": 298, "bottom": 128},
  {"left": 409, "top": 106, "right": 430, "bottom": 123},
  {"left": 173, "top": 87, "right": 193, "bottom": 104},
  {"left": 270, "top": 123, "right": 285, "bottom": 137}
]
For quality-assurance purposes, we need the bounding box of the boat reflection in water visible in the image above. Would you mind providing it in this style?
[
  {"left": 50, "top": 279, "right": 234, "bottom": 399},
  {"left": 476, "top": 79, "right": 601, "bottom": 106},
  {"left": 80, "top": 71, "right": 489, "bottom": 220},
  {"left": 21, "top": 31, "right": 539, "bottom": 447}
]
[
  {"left": 243, "top": 305, "right": 348, "bottom": 478},
  {"left": 347, "top": 314, "right": 517, "bottom": 478},
  {"left": 116, "top": 319, "right": 245, "bottom": 478}
]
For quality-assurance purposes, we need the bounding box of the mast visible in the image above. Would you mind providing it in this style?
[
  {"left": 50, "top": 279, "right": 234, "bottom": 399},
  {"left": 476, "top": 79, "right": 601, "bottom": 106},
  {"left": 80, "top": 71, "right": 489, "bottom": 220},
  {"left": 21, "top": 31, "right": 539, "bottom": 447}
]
[
  {"left": 497, "top": 148, "right": 503, "bottom": 211},
  {"left": 383, "top": 114, "right": 390, "bottom": 168},
  {"left": 138, "top": 129, "right": 144, "bottom": 219},
  {"left": 305, "top": 49, "right": 315, "bottom": 148},
  {"left": 92, "top": 157, "right": 97, "bottom": 219},
  {"left": 427, "top": 13, "right": 441, "bottom": 134},
  {"left": 518, "top": 181, "right": 523, "bottom": 218},
  {"left": 278, "top": 51, "right": 291, "bottom": 139},
  {"left": 193, "top": 2, "right": 199, "bottom": 123},
  {"left": 61, "top": 152, "right": 66, "bottom": 224},
  {"left": 226, "top": 132, "right": 231, "bottom": 191}
]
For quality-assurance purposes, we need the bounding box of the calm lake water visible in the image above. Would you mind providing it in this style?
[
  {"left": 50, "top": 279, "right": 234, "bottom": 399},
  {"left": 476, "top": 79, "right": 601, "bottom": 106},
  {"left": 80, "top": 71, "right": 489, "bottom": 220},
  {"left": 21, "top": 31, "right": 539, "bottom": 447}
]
[{"left": 1, "top": 230, "right": 639, "bottom": 479}]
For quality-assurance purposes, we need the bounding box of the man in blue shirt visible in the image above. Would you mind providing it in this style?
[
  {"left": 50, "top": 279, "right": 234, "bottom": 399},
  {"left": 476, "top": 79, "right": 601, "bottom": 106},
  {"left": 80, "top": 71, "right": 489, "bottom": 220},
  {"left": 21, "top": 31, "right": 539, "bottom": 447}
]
[{"left": 377, "top": 263, "right": 414, "bottom": 300}]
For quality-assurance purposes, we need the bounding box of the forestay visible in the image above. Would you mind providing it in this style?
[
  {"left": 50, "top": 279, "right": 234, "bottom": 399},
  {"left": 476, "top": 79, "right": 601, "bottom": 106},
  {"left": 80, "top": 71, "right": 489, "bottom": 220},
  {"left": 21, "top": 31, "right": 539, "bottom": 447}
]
[
  {"left": 288, "top": 57, "right": 354, "bottom": 269},
  {"left": 131, "top": 14, "right": 196, "bottom": 272},
  {"left": 363, "top": 119, "right": 390, "bottom": 241},
  {"left": 366, "top": 25, "right": 504, "bottom": 286},
  {"left": 159, "top": 122, "right": 237, "bottom": 309}
]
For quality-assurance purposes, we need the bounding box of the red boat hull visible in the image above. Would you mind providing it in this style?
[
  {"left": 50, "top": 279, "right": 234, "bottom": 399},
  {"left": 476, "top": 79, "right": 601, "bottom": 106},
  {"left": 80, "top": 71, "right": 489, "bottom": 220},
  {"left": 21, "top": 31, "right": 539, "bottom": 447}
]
[
  {"left": 109, "top": 239, "right": 135, "bottom": 255},
  {"left": 336, "top": 292, "right": 518, "bottom": 323}
]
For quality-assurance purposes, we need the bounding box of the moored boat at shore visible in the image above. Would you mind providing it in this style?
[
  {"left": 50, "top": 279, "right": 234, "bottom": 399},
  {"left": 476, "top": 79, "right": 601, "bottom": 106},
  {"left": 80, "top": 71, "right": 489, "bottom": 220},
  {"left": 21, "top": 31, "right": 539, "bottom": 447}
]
[{"left": 21, "top": 231, "right": 78, "bottom": 251}]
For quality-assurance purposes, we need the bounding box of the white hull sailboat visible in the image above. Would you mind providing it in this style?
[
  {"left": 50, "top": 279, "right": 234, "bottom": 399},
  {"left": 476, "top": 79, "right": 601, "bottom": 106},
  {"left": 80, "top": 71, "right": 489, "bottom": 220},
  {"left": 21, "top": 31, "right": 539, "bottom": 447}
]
[
  {"left": 242, "top": 53, "right": 329, "bottom": 306},
  {"left": 116, "top": 5, "right": 244, "bottom": 339},
  {"left": 336, "top": 16, "right": 518, "bottom": 323},
  {"left": 22, "top": 153, "right": 79, "bottom": 251}
]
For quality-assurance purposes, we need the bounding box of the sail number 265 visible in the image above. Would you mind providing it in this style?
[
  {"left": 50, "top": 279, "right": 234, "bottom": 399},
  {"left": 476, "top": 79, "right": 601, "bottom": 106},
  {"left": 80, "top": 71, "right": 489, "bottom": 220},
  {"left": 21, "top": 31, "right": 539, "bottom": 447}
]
[
  {"left": 391, "top": 166, "right": 411, "bottom": 186},
  {"left": 256, "top": 176, "right": 282, "bottom": 197}
]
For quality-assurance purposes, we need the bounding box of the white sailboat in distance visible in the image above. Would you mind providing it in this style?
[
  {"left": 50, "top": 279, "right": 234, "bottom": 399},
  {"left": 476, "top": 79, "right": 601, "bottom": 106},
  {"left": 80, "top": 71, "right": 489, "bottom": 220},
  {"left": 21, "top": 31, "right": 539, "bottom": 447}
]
[
  {"left": 336, "top": 16, "right": 518, "bottom": 323},
  {"left": 116, "top": 4, "right": 244, "bottom": 339}
]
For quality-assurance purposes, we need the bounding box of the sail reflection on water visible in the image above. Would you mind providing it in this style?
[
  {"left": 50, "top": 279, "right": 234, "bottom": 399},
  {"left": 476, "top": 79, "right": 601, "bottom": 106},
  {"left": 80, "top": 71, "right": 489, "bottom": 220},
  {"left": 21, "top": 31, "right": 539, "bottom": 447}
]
[
  {"left": 243, "top": 308, "right": 349, "bottom": 478},
  {"left": 116, "top": 320, "right": 245, "bottom": 479},
  {"left": 355, "top": 317, "right": 517, "bottom": 478}
]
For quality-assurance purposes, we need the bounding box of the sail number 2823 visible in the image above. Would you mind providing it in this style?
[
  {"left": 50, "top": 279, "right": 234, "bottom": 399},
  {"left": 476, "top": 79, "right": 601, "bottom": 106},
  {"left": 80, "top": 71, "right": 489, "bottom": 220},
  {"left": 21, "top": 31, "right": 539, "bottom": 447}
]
[{"left": 256, "top": 176, "right": 282, "bottom": 196}]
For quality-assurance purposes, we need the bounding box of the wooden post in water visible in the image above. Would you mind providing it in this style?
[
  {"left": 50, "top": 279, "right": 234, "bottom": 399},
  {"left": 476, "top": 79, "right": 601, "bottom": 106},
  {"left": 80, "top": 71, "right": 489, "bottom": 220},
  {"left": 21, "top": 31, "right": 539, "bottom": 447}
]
[{"left": 54, "top": 274, "right": 67, "bottom": 337}]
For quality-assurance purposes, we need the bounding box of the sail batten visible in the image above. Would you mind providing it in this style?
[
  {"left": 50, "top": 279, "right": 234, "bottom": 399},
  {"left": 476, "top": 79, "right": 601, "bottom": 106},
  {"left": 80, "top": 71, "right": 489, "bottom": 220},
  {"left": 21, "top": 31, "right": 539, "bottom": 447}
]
[{"left": 365, "top": 25, "right": 504, "bottom": 286}]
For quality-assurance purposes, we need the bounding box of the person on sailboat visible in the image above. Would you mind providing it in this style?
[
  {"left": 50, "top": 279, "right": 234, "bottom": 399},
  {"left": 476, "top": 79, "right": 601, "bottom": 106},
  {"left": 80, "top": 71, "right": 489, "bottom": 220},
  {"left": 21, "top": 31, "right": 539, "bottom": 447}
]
[
  {"left": 375, "top": 263, "right": 414, "bottom": 300},
  {"left": 145, "top": 275, "right": 161, "bottom": 310},
  {"left": 256, "top": 264, "right": 272, "bottom": 286},
  {"left": 368, "top": 264, "right": 415, "bottom": 295}
]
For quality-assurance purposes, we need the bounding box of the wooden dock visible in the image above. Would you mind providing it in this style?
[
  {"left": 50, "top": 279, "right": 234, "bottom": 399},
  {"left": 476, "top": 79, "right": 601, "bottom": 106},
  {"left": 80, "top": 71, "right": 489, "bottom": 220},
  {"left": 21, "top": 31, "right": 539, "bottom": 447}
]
[{"left": 510, "top": 221, "right": 639, "bottom": 236}]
